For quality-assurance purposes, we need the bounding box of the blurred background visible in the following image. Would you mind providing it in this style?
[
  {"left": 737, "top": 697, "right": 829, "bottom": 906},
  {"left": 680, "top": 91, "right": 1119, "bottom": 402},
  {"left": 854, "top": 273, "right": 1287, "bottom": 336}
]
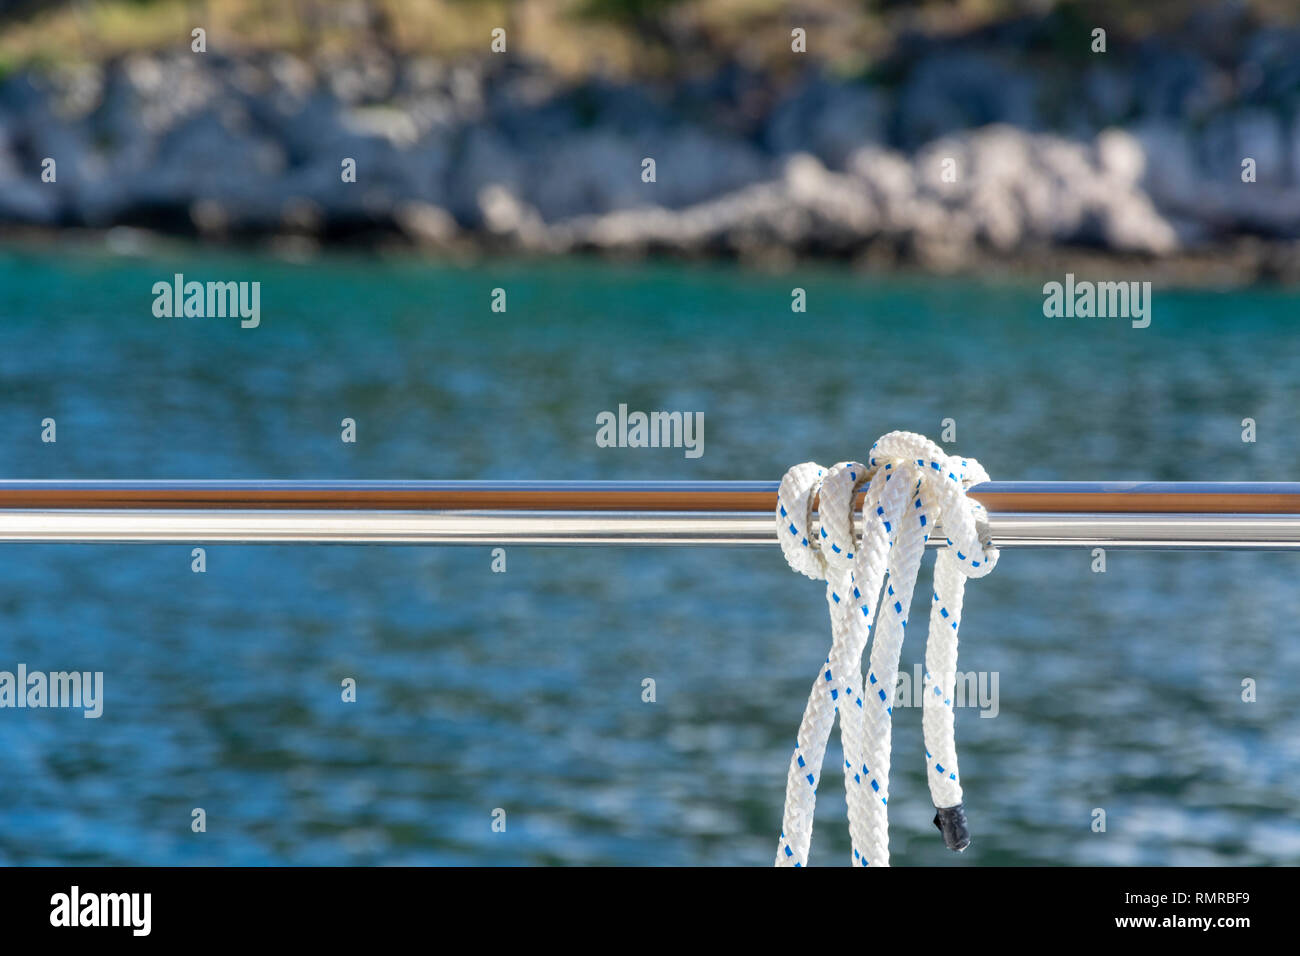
[
  {"left": 0, "top": 1, "right": 1299, "bottom": 866},
  {"left": 1, "top": 0, "right": 1300, "bottom": 273}
]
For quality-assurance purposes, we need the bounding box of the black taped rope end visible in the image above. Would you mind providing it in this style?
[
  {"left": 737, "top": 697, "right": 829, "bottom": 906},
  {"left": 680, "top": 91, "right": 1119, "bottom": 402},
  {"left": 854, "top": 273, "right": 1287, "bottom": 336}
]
[{"left": 933, "top": 804, "right": 971, "bottom": 852}]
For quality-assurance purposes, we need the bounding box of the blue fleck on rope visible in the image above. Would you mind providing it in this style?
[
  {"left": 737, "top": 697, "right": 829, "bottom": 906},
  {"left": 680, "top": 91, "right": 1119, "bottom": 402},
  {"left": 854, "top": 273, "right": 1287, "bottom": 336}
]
[{"left": 774, "top": 431, "right": 999, "bottom": 867}]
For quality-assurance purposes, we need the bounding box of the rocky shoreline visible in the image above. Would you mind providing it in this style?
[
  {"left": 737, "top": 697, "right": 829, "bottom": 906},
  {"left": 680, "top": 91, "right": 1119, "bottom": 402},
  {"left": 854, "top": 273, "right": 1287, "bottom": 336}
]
[{"left": 3, "top": 13, "right": 1300, "bottom": 280}]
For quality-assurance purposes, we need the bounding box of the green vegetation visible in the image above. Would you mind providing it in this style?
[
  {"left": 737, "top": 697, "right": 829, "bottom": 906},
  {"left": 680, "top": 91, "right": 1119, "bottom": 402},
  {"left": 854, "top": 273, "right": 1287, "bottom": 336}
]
[{"left": 0, "top": 0, "right": 1296, "bottom": 77}]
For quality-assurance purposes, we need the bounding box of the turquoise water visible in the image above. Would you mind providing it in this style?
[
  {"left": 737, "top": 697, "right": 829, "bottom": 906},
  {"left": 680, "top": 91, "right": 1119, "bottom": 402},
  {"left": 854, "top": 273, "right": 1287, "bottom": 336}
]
[{"left": 1, "top": 246, "right": 1298, "bottom": 865}]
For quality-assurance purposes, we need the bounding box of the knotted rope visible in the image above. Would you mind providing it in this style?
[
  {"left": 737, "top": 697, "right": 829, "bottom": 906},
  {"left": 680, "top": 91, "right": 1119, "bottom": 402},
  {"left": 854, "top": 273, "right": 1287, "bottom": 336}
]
[{"left": 774, "top": 431, "right": 999, "bottom": 867}]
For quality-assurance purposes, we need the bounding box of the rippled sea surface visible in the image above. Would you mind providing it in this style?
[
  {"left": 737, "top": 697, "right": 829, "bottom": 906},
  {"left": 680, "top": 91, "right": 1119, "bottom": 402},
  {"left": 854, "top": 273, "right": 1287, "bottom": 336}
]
[{"left": 0, "top": 245, "right": 1298, "bottom": 865}]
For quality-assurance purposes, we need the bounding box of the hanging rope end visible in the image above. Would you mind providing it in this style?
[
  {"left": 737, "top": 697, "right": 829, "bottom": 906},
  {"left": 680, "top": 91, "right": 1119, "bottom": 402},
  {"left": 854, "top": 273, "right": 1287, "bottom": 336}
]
[{"left": 933, "top": 804, "right": 971, "bottom": 852}]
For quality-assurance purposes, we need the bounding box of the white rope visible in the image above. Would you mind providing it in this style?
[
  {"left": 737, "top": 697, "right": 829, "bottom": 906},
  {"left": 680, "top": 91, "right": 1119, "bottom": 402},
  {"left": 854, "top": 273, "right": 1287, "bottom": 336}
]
[{"left": 774, "top": 431, "right": 999, "bottom": 867}]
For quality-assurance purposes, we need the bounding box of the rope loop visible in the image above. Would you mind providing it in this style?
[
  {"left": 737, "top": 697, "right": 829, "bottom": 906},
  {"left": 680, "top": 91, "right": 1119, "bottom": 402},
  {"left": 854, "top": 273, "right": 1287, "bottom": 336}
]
[{"left": 774, "top": 431, "right": 998, "bottom": 867}]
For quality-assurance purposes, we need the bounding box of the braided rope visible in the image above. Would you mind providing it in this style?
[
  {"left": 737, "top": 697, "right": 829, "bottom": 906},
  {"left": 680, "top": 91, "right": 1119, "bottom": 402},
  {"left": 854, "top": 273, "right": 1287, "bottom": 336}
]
[{"left": 774, "top": 431, "right": 998, "bottom": 867}]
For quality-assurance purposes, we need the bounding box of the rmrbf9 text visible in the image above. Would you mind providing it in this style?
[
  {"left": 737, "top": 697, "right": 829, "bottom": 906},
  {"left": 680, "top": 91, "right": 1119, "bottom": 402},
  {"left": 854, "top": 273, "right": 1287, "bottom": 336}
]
[{"left": 1126, "top": 892, "right": 1250, "bottom": 909}]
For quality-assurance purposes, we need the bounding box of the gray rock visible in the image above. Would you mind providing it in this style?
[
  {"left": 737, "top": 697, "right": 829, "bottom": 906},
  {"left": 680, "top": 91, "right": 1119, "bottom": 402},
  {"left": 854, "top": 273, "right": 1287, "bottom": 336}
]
[
  {"left": 446, "top": 126, "right": 528, "bottom": 225},
  {"left": 394, "top": 200, "right": 459, "bottom": 246},
  {"left": 0, "top": 178, "right": 57, "bottom": 225},
  {"left": 3, "top": 37, "right": 1300, "bottom": 265},
  {"left": 766, "top": 77, "right": 888, "bottom": 168},
  {"left": 641, "top": 128, "right": 769, "bottom": 210},
  {"left": 0, "top": 120, "right": 59, "bottom": 225},
  {"left": 895, "top": 53, "right": 1039, "bottom": 150},
  {"left": 525, "top": 131, "right": 646, "bottom": 221}
]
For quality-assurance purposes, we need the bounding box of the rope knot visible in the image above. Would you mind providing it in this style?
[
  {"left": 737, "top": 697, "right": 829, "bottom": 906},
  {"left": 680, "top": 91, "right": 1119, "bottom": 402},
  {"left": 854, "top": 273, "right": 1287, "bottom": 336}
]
[
  {"left": 773, "top": 430, "right": 999, "bottom": 867},
  {"left": 779, "top": 432, "right": 998, "bottom": 581}
]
